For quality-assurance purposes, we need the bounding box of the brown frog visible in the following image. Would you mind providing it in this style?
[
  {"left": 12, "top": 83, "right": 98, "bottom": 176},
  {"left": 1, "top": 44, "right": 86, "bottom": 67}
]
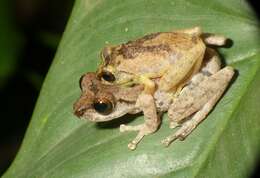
[
  {"left": 73, "top": 72, "right": 143, "bottom": 121},
  {"left": 74, "top": 27, "right": 234, "bottom": 150}
]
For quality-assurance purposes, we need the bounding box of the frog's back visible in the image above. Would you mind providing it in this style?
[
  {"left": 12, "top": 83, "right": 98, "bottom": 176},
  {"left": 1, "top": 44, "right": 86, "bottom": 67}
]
[{"left": 109, "top": 32, "right": 205, "bottom": 75}]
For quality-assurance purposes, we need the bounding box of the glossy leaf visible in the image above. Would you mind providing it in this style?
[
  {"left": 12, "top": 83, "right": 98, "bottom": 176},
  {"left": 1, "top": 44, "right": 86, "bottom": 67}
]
[{"left": 3, "top": 0, "right": 260, "bottom": 178}]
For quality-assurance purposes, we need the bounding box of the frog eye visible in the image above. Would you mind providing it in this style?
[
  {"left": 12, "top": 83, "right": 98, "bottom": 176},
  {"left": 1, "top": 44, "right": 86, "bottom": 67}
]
[
  {"left": 79, "top": 74, "right": 85, "bottom": 90},
  {"left": 93, "top": 98, "right": 114, "bottom": 115},
  {"left": 100, "top": 71, "right": 115, "bottom": 82}
]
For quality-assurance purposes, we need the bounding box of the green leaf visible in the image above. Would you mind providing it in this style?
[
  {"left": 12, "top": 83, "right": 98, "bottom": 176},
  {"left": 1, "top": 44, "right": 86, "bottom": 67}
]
[{"left": 3, "top": 0, "right": 260, "bottom": 177}]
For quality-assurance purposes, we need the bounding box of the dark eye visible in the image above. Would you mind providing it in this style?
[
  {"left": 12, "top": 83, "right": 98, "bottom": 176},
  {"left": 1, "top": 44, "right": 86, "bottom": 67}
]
[
  {"left": 100, "top": 71, "right": 115, "bottom": 82},
  {"left": 79, "top": 75, "right": 85, "bottom": 90},
  {"left": 93, "top": 98, "right": 114, "bottom": 115}
]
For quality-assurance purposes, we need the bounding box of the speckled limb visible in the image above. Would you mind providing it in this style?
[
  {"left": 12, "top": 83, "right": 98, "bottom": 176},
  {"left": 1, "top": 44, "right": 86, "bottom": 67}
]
[
  {"left": 162, "top": 66, "right": 234, "bottom": 146},
  {"left": 120, "top": 93, "right": 161, "bottom": 150},
  {"left": 167, "top": 48, "right": 222, "bottom": 127}
]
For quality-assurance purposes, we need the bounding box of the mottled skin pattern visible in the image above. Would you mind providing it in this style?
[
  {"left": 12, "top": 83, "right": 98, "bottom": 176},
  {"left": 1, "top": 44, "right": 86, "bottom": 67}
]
[
  {"left": 73, "top": 27, "right": 234, "bottom": 150},
  {"left": 98, "top": 28, "right": 205, "bottom": 92}
]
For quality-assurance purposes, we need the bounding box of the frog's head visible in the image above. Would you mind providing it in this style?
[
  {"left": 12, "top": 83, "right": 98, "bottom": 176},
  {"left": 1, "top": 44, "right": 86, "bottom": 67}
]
[
  {"left": 73, "top": 72, "right": 139, "bottom": 122},
  {"left": 97, "top": 46, "right": 135, "bottom": 86}
]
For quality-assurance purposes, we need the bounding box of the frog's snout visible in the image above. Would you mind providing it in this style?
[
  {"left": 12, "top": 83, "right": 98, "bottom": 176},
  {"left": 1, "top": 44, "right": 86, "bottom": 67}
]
[
  {"left": 73, "top": 98, "right": 90, "bottom": 118},
  {"left": 74, "top": 105, "right": 87, "bottom": 118}
]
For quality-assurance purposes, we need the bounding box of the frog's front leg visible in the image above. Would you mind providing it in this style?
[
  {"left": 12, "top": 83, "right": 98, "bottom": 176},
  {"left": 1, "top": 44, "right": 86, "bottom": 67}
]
[
  {"left": 162, "top": 66, "right": 234, "bottom": 146},
  {"left": 120, "top": 93, "right": 161, "bottom": 150}
]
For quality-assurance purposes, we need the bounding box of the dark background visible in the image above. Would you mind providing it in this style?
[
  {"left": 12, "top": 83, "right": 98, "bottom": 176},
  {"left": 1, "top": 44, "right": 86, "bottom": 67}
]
[{"left": 0, "top": 0, "right": 259, "bottom": 177}]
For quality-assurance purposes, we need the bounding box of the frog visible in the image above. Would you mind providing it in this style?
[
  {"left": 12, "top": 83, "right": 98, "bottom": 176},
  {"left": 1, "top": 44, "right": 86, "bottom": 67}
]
[
  {"left": 97, "top": 27, "right": 228, "bottom": 93},
  {"left": 73, "top": 27, "right": 234, "bottom": 150},
  {"left": 73, "top": 72, "right": 143, "bottom": 121}
]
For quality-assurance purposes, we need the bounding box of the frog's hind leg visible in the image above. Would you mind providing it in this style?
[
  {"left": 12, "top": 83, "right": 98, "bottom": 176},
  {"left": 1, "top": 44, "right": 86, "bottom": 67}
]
[
  {"left": 120, "top": 93, "right": 161, "bottom": 150},
  {"left": 162, "top": 48, "right": 234, "bottom": 146},
  {"left": 202, "top": 33, "right": 227, "bottom": 46},
  {"left": 174, "top": 27, "right": 228, "bottom": 46},
  {"left": 162, "top": 66, "right": 234, "bottom": 146},
  {"left": 167, "top": 48, "right": 222, "bottom": 128}
]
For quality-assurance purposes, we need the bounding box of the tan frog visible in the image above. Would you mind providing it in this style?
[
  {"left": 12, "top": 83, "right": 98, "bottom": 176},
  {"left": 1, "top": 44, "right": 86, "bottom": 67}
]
[{"left": 74, "top": 27, "right": 234, "bottom": 150}]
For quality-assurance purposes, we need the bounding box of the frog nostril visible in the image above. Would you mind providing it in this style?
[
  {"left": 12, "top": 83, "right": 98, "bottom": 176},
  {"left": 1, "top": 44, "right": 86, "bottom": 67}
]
[{"left": 74, "top": 107, "right": 87, "bottom": 117}]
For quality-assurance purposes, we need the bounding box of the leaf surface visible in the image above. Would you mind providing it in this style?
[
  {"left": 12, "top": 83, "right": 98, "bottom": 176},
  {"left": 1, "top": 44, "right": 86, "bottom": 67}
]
[{"left": 3, "top": 0, "right": 260, "bottom": 178}]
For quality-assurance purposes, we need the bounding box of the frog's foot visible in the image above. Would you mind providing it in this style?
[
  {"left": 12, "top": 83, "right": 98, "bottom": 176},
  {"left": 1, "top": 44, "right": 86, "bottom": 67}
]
[
  {"left": 174, "top": 27, "right": 227, "bottom": 46},
  {"left": 162, "top": 92, "right": 220, "bottom": 146},
  {"left": 202, "top": 33, "right": 227, "bottom": 46},
  {"left": 169, "top": 121, "right": 180, "bottom": 129},
  {"left": 162, "top": 106, "right": 207, "bottom": 146},
  {"left": 120, "top": 124, "right": 155, "bottom": 150}
]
